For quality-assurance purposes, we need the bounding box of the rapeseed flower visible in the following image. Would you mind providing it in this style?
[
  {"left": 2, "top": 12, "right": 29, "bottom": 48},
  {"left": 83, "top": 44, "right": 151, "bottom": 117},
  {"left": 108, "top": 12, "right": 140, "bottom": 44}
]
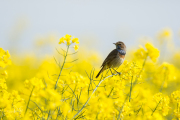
[
  {"left": 64, "top": 34, "right": 72, "bottom": 41},
  {"left": 145, "top": 43, "right": 160, "bottom": 62},
  {"left": 59, "top": 34, "right": 79, "bottom": 46},
  {"left": 1, "top": 33, "right": 180, "bottom": 120},
  {"left": 59, "top": 37, "right": 65, "bottom": 44},
  {"left": 73, "top": 45, "right": 79, "bottom": 51},
  {"left": 0, "top": 48, "right": 11, "bottom": 68},
  {"left": 153, "top": 93, "right": 170, "bottom": 116},
  {"left": 72, "top": 36, "right": 79, "bottom": 44},
  {"left": 134, "top": 45, "right": 147, "bottom": 59},
  {"left": 157, "top": 28, "right": 172, "bottom": 44}
]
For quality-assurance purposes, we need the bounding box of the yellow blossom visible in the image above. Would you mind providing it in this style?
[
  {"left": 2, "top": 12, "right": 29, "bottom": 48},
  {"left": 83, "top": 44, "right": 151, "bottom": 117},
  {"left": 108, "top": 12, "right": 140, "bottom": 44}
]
[
  {"left": 1, "top": 32, "right": 180, "bottom": 119},
  {"left": 61, "top": 102, "right": 71, "bottom": 117},
  {"left": 134, "top": 45, "right": 147, "bottom": 60},
  {"left": 64, "top": 34, "right": 72, "bottom": 42},
  {"left": 72, "top": 36, "right": 79, "bottom": 44},
  {"left": 59, "top": 37, "right": 65, "bottom": 44},
  {"left": 145, "top": 43, "right": 160, "bottom": 62},
  {"left": 73, "top": 45, "right": 79, "bottom": 51},
  {"left": 24, "top": 77, "right": 45, "bottom": 90},
  {"left": 0, "top": 48, "right": 11, "bottom": 68},
  {"left": 66, "top": 40, "right": 71, "bottom": 45},
  {"left": 171, "top": 90, "right": 180, "bottom": 103},
  {"left": 0, "top": 78, "right": 7, "bottom": 91},
  {"left": 157, "top": 28, "right": 172, "bottom": 44},
  {"left": 1, "top": 70, "right": 8, "bottom": 77},
  {"left": 153, "top": 93, "right": 170, "bottom": 116}
]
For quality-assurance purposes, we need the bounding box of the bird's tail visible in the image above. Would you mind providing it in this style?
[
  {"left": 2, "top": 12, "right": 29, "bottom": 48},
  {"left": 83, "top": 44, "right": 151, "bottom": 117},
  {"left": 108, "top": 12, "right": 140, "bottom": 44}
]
[{"left": 96, "top": 67, "right": 105, "bottom": 78}]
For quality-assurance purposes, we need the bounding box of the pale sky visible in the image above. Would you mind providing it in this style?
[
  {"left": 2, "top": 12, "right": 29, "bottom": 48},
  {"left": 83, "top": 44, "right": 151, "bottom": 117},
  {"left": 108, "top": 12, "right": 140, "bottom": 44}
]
[{"left": 1, "top": 0, "right": 180, "bottom": 57}]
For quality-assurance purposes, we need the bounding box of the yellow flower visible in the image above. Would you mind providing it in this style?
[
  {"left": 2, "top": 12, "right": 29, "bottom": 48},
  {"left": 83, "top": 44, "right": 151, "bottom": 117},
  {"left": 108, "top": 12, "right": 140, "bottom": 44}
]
[
  {"left": 72, "top": 36, "right": 79, "bottom": 44},
  {"left": 171, "top": 90, "right": 180, "bottom": 103},
  {"left": 66, "top": 40, "right": 71, "bottom": 45},
  {"left": 145, "top": 43, "right": 160, "bottom": 62},
  {"left": 59, "top": 37, "right": 65, "bottom": 44},
  {"left": 153, "top": 93, "right": 170, "bottom": 116},
  {"left": 61, "top": 102, "right": 71, "bottom": 117},
  {"left": 6, "top": 50, "right": 10, "bottom": 58},
  {"left": 24, "top": 77, "right": 45, "bottom": 90},
  {"left": 161, "top": 29, "right": 172, "bottom": 38},
  {"left": 0, "top": 78, "right": 7, "bottom": 91},
  {"left": 63, "top": 34, "right": 72, "bottom": 45},
  {"left": 157, "top": 28, "right": 172, "bottom": 44},
  {"left": 0, "top": 98, "right": 8, "bottom": 109},
  {"left": 0, "top": 48, "right": 11, "bottom": 68},
  {"left": 73, "top": 45, "right": 79, "bottom": 51},
  {"left": 0, "top": 48, "right": 5, "bottom": 57},
  {"left": 59, "top": 34, "right": 79, "bottom": 46},
  {"left": 1, "top": 71, "right": 8, "bottom": 77},
  {"left": 64, "top": 34, "right": 72, "bottom": 42},
  {"left": 134, "top": 45, "right": 147, "bottom": 59},
  {"left": 24, "top": 79, "right": 30, "bottom": 89}
]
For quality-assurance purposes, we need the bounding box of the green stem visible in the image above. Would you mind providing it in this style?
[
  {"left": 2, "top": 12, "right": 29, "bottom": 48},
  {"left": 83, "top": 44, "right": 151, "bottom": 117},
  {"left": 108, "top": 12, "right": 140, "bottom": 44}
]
[
  {"left": 47, "top": 45, "right": 69, "bottom": 120},
  {"left": 24, "top": 86, "right": 34, "bottom": 115},
  {"left": 47, "top": 111, "right": 51, "bottom": 120},
  {"left": 107, "top": 87, "right": 114, "bottom": 98},
  {"left": 118, "top": 56, "right": 147, "bottom": 120},
  {"left": 151, "top": 99, "right": 162, "bottom": 116},
  {"left": 129, "top": 76, "right": 133, "bottom": 102},
  {"left": 159, "top": 67, "right": 167, "bottom": 92},
  {"left": 72, "top": 73, "right": 118, "bottom": 120},
  {"left": 54, "top": 45, "right": 69, "bottom": 90},
  {"left": 0, "top": 109, "right": 4, "bottom": 119}
]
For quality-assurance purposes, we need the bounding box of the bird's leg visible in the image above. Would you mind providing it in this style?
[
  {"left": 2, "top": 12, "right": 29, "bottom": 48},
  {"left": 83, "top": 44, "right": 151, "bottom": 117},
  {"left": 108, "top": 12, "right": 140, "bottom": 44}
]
[
  {"left": 112, "top": 68, "right": 121, "bottom": 75},
  {"left": 109, "top": 68, "right": 115, "bottom": 76}
]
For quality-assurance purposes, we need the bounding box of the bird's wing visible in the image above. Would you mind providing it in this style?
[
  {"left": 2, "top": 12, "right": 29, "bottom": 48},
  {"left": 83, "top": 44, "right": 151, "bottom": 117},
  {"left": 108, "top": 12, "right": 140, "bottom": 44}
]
[{"left": 101, "top": 49, "right": 118, "bottom": 67}]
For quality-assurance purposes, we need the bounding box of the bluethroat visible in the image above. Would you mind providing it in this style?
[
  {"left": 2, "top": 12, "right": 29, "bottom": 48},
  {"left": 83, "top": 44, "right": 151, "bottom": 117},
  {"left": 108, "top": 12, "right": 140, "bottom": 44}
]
[{"left": 96, "top": 41, "right": 126, "bottom": 78}]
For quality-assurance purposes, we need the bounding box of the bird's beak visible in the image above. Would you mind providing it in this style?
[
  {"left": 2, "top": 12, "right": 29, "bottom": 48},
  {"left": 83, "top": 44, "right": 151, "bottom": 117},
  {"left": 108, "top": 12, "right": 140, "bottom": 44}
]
[{"left": 113, "top": 43, "right": 116, "bottom": 45}]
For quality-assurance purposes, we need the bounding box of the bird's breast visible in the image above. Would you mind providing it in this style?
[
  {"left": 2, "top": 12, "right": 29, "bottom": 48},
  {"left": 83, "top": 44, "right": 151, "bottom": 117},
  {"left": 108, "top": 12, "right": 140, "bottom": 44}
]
[
  {"left": 110, "top": 53, "right": 125, "bottom": 68},
  {"left": 118, "top": 53, "right": 125, "bottom": 59}
]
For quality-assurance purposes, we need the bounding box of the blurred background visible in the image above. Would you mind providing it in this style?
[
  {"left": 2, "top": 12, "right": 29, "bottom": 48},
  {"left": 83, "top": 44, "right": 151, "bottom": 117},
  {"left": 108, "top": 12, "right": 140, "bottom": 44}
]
[
  {"left": 1, "top": 1, "right": 180, "bottom": 119},
  {"left": 1, "top": 0, "right": 180, "bottom": 58}
]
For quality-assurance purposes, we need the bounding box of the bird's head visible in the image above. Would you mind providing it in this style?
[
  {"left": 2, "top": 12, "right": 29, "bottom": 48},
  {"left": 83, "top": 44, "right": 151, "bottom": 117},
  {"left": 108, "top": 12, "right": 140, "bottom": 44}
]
[{"left": 114, "top": 41, "right": 126, "bottom": 50}]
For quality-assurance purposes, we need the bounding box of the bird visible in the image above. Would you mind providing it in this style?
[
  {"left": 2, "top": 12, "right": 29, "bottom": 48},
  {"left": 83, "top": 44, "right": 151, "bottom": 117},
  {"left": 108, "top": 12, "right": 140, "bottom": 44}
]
[{"left": 96, "top": 41, "right": 126, "bottom": 78}]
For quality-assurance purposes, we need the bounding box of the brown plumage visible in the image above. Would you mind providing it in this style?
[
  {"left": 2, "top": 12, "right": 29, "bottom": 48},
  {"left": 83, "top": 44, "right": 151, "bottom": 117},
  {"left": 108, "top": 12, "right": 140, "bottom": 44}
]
[{"left": 96, "top": 41, "right": 126, "bottom": 78}]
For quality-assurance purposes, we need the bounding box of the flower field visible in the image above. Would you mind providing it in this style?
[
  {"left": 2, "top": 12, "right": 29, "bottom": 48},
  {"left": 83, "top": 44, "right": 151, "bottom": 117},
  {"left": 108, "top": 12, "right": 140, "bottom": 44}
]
[{"left": 0, "top": 29, "right": 180, "bottom": 120}]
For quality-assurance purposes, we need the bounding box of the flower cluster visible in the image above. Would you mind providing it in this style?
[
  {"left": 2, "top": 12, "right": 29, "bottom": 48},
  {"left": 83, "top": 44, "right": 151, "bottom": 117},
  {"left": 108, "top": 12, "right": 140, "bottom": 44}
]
[
  {"left": 134, "top": 42, "right": 160, "bottom": 62},
  {"left": 0, "top": 48, "right": 11, "bottom": 68},
  {"left": 153, "top": 62, "right": 177, "bottom": 88},
  {"left": 1, "top": 31, "right": 180, "bottom": 120},
  {"left": 171, "top": 90, "right": 180, "bottom": 120},
  {"left": 24, "top": 77, "right": 45, "bottom": 90},
  {"left": 153, "top": 93, "right": 170, "bottom": 116},
  {"left": 0, "top": 48, "right": 24, "bottom": 119},
  {"left": 157, "top": 28, "right": 172, "bottom": 44},
  {"left": 59, "top": 34, "right": 79, "bottom": 51},
  {"left": 120, "top": 61, "right": 142, "bottom": 83}
]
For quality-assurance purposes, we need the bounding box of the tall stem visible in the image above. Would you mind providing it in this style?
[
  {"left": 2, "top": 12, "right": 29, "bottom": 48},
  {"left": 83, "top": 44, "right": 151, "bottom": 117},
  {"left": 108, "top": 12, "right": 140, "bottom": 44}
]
[
  {"left": 118, "top": 56, "right": 147, "bottom": 120},
  {"left": 54, "top": 45, "right": 69, "bottom": 90},
  {"left": 159, "top": 67, "right": 167, "bottom": 92},
  {"left": 72, "top": 73, "right": 118, "bottom": 120},
  {"left": 24, "top": 86, "right": 34, "bottom": 115},
  {"left": 129, "top": 76, "right": 133, "bottom": 102},
  {"left": 151, "top": 99, "right": 162, "bottom": 116},
  {"left": 47, "top": 45, "right": 69, "bottom": 120}
]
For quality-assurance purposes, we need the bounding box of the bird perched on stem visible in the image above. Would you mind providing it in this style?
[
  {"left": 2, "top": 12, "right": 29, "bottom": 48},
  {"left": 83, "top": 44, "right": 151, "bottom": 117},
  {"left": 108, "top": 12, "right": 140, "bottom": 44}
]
[{"left": 96, "top": 41, "right": 126, "bottom": 78}]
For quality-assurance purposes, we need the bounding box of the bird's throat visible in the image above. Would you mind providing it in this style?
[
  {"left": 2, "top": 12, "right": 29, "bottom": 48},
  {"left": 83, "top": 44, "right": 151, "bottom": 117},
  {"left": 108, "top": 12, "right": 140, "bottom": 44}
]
[{"left": 117, "top": 49, "right": 126, "bottom": 55}]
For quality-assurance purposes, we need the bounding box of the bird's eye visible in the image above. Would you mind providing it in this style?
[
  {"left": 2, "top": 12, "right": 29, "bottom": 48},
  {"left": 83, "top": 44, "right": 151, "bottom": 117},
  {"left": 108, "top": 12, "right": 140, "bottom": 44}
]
[{"left": 119, "top": 44, "right": 121, "bottom": 45}]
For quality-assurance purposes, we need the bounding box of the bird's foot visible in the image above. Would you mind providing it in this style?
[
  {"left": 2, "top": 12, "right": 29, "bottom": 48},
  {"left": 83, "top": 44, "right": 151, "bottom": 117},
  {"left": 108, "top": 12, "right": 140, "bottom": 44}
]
[
  {"left": 111, "top": 73, "right": 115, "bottom": 76},
  {"left": 117, "top": 72, "right": 121, "bottom": 75},
  {"left": 111, "top": 72, "right": 121, "bottom": 77}
]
